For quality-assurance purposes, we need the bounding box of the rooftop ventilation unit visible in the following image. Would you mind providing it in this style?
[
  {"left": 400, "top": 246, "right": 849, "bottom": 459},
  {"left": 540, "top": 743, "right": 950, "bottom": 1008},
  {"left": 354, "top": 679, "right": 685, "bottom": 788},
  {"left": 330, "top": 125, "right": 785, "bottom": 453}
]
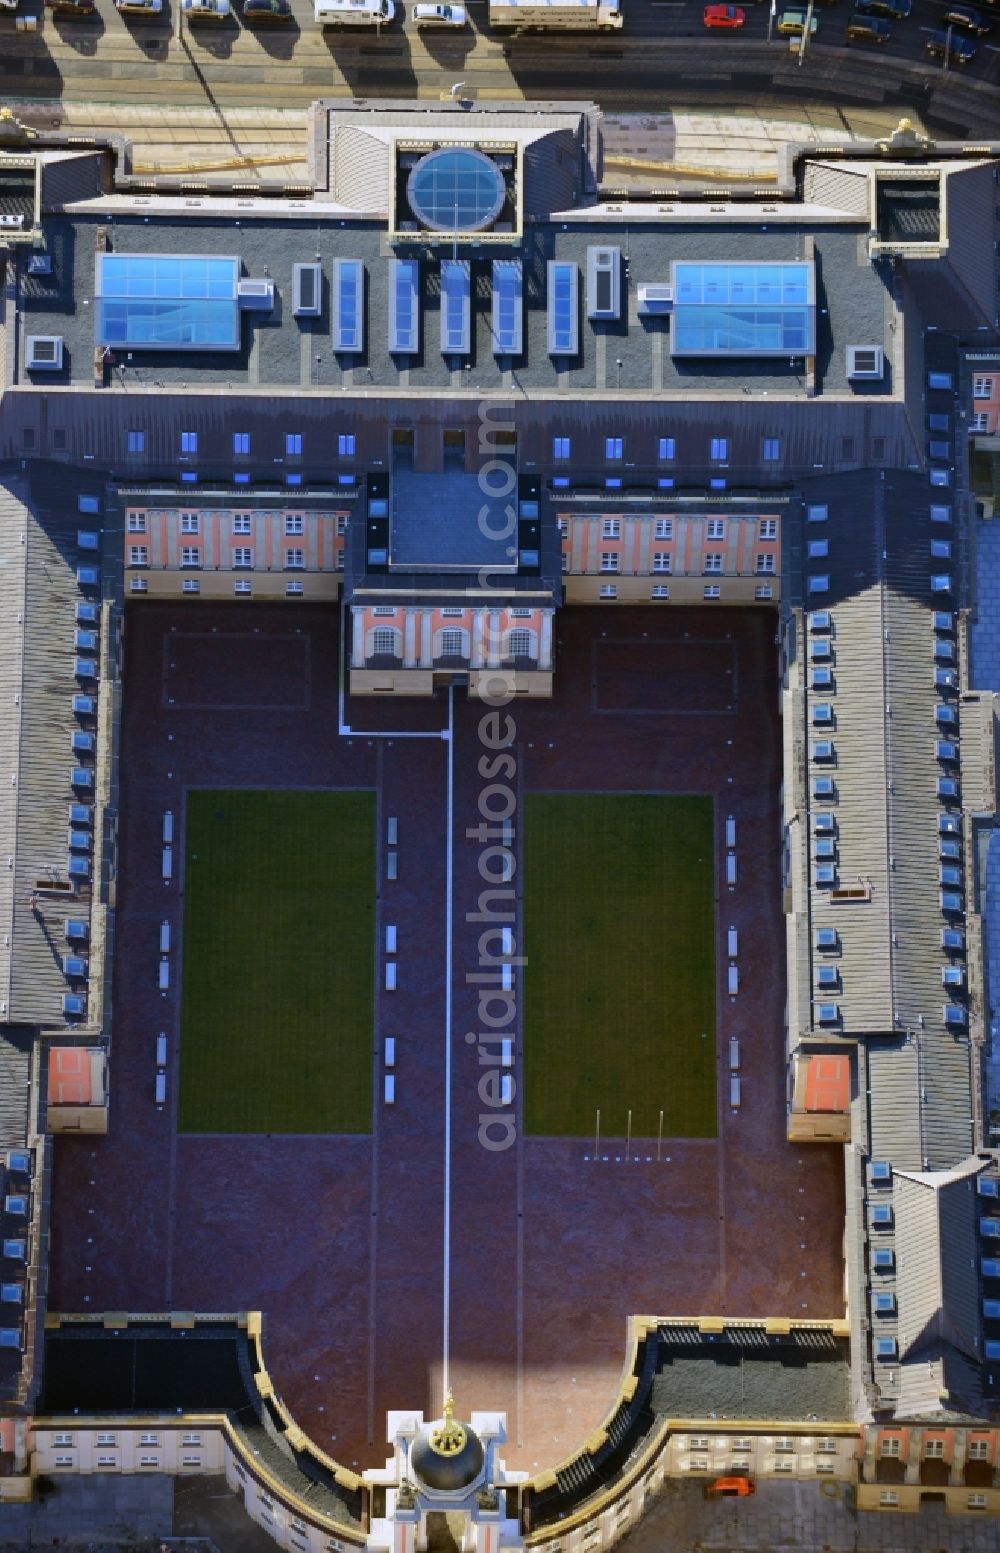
[
  {"left": 292, "top": 262, "right": 322, "bottom": 318},
  {"left": 237, "top": 278, "right": 274, "bottom": 310},
  {"left": 586, "top": 247, "right": 621, "bottom": 321},
  {"left": 637, "top": 283, "right": 673, "bottom": 317},
  {"left": 26, "top": 335, "right": 63, "bottom": 371},
  {"left": 847, "top": 345, "right": 884, "bottom": 381}
]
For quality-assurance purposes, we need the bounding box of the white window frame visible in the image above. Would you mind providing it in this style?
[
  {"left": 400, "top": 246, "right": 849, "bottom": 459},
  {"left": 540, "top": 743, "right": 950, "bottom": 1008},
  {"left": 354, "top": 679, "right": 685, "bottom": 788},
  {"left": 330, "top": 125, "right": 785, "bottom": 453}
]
[
  {"left": 968, "top": 1440, "right": 991, "bottom": 1461},
  {"left": 507, "top": 629, "right": 532, "bottom": 659},
  {"left": 973, "top": 376, "right": 994, "bottom": 399},
  {"left": 924, "top": 1439, "right": 946, "bottom": 1459},
  {"left": 128, "top": 545, "right": 149, "bottom": 567},
  {"left": 232, "top": 513, "right": 252, "bottom": 535},
  {"left": 234, "top": 579, "right": 252, "bottom": 595},
  {"left": 600, "top": 552, "right": 620, "bottom": 573},
  {"left": 599, "top": 583, "right": 617, "bottom": 599},
  {"left": 139, "top": 1433, "right": 159, "bottom": 1447},
  {"left": 180, "top": 546, "right": 201, "bottom": 569},
  {"left": 440, "top": 628, "right": 465, "bottom": 657},
  {"left": 602, "top": 518, "right": 621, "bottom": 539},
  {"left": 652, "top": 553, "right": 672, "bottom": 573},
  {"left": 127, "top": 510, "right": 146, "bottom": 533},
  {"left": 286, "top": 581, "right": 304, "bottom": 596},
  {"left": 972, "top": 412, "right": 991, "bottom": 432},
  {"left": 759, "top": 518, "right": 777, "bottom": 539},
  {"left": 755, "top": 583, "right": 773, "bottom": 601},
  {"left": 232, "top": 548, "right": 253, "bottom": 569},
  {"left": 182, "top": 578, "right": 200, "bottom": 595},
  {"left": 756, "top": 553, "right": 775, "bottom": 574},
  {"left": 130, "top": 576, "right": 148, "bottom": 593},
  {"left": 284, "top": 549, "right": 305, "bottom": 570},
  {"left": 651, "top": 584, "right": 669, "bottom": 599},
  {"left": 285, "top": 513, "right": 304, "bottom": 535},
  {"left": 704, "top": 553, "right": 723, "bottom": 574},
  {"left": 179, "top": 511, "right": 199, "bottom": 535},
  {"left": 704, "top": 584, "right": 721, "bottom": 599},
  {"left": 53, "top": 1433, "right": 74, "bottom": 1447},
  {"left": 880, "top": 1436, "right": 902, "bottom": 1458},
  {"left": 706, "top": 518, "right": 726, "bottom": 540},
  {"left": 654, "top": 518, "right": 673, "bottom": 539}
]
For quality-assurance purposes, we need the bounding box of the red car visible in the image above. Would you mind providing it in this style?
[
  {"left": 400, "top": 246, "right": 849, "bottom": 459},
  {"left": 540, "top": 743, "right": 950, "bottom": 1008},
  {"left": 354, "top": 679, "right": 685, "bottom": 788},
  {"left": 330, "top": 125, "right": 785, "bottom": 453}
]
[{"left": 703, "top": 2, "right": 745, "bottom": 23}]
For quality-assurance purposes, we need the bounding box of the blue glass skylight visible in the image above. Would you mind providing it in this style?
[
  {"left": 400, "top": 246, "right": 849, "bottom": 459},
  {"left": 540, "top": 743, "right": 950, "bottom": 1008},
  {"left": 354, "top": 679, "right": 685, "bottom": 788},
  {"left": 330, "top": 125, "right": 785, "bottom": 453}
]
[
  {"left": 670, "top": 261, "right": 814, "bottom": 357},
  {"left": 95, "top": 254, "right": 240, "bottom": 351},
  {"left": 407, "top": 148, "right": 505, "bottom": 234}
]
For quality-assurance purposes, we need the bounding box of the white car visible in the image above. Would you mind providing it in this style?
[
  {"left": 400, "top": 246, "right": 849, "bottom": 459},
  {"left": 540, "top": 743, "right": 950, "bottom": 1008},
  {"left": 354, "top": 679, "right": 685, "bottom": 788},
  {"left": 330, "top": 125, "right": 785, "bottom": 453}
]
[
  {"left": 413, "top": 2, "right": 466, "bottom": 22},
  {"left": 115, "top": 0, "right": 163, "bottom": 13},
  {"left": 181, "top": 0, "right": 231, "bottom": 16}
]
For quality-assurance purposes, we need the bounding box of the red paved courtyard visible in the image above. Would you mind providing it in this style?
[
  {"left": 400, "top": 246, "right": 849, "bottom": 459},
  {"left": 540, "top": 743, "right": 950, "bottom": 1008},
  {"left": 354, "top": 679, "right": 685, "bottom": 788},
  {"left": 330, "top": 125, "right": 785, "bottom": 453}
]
[{"left": 48, "top": 601, "right": 844, "bottom": 1473}]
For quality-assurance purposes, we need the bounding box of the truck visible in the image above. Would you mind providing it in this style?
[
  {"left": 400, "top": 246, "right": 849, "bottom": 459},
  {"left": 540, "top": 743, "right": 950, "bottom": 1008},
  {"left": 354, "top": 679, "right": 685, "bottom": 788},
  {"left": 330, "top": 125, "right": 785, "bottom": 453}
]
[
  {"left": 315, "top": 0, "right": 395, "bottom": 24},
  {"left": 488, "top": 0, "right": 622, "bottom": 30}
]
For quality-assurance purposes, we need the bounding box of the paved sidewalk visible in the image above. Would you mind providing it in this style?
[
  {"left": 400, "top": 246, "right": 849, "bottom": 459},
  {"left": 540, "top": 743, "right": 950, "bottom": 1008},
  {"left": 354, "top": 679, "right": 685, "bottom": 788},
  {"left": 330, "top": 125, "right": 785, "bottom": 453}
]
[
  {"left": 622, "top": 1477, "right": 999, "bottom": 1553},
  {"left": 10, "top": 98, "right": 911, "bottom": 187}
]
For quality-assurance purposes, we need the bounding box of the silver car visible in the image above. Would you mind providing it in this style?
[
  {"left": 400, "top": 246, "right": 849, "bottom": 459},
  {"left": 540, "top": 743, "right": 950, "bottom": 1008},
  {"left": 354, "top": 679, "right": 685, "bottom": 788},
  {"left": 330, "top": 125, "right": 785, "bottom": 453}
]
[
  {"left": 413, "top": 2, "right": 467, "bottom": 22},
  {"left": 180, "top": 0, "right": 232, "bottom": 17}
]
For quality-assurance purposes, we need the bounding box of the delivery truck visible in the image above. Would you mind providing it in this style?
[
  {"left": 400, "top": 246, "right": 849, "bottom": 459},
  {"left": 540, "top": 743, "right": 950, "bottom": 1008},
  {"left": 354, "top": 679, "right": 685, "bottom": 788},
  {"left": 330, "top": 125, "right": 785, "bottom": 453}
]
[
  {"left": 316, "top": 0, "right": 395, "bottom": 24},
  {"left": 488, "top": 0, "right": 622, "bottom": 29}
]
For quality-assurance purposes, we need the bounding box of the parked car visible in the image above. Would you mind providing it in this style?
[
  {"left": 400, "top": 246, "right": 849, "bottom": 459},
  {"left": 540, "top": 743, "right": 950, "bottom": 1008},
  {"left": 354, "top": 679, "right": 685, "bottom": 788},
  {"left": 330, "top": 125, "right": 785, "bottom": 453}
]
[
  {"left": 845, "top": 11, "right": 891, "bottom": 36},
  {"left": 115, "top": 0, "right": 164, "bottom": 14},
  {"left": 924, "top": 25, "right": 977, "bottom": 57},
  {"left": 45, "top": 0, "right": 97, "bottom": 14},
  {"left": 243, "top": 0, "right": 292, "bottom": 21},
  {"left": 776, "top": 8, "right": 818, "bottom": 31},
  {"left": 413, "top": 2, "right": 467, "bottom": 21},
  {"left": 703, "top": 3, "right": 745, "bottom": 25},
  {"left": 941, "top": 2, "right": 991, "bottom": 30},
  {"left": 181, "top": 0, "right": 232, "bottom": 17},
  {"left": 855, "top": 0, "right": 910, "bottom": 18}
]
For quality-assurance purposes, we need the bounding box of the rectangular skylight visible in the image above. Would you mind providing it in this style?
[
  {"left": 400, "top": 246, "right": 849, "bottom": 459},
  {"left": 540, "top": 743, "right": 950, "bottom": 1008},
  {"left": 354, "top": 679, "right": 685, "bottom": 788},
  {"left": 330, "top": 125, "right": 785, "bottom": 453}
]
[
  {"left": 332, "top": 259, "right": 365, "bottom": 354},
  {"left": 670, "top": 261, "right": 815, "bottom": 358},
  {"left": 492, "top": 259, "right": 522, "bottom": 356},
  {"left": 389, "top": 258, "right": 420, "bottom": 355},
  {"left": 440, "top": 260, "right": 471, "bottom": 356},
  {"left": 95, "top": 254, "right": 240, "bottom": 351},
  {"left": 547, "top": 261, "right": 579, "bottom": 357}
]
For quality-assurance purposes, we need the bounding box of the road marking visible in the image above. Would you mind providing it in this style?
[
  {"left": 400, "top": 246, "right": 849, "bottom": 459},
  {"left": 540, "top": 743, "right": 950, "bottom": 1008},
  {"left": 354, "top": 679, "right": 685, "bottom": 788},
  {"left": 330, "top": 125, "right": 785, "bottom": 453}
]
[{"left": 442, "top": 684, "right": 455, "bottom": 1394}]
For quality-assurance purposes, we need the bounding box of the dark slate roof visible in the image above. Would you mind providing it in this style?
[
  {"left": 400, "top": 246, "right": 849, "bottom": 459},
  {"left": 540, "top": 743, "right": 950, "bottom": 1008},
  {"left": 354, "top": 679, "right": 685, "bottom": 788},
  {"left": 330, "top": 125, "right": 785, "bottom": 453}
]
[
  {"left": 650, "top": 1327, "right": 852, "bottom": 1424},
  {"left": 39, "top": 1322, "right": 364, "bottom": 1530},
  {"left": 18, "top": 213, "right": 891, "bottom": 402}
]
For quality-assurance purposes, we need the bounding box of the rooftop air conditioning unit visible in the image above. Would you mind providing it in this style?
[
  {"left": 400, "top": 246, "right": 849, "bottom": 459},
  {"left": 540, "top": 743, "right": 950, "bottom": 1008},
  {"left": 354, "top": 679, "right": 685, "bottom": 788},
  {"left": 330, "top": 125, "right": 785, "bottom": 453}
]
[
  {"left": 638, "top": 283, "right": 674, "bottom": 317},
  {"left": 847, "top": 345, "right": 884, "bottom": 381},
  {"left": 237, "top": 278, "right": 275, "bottom": 310},
  {"left": 293, "top": 262, "right": 322, "bottom": 318},
  {"left": 586, "top": 246, "right": 621, "bottom": 321},
  {"left": 26, "top": 335, "right": 63, "bottom": 371}
]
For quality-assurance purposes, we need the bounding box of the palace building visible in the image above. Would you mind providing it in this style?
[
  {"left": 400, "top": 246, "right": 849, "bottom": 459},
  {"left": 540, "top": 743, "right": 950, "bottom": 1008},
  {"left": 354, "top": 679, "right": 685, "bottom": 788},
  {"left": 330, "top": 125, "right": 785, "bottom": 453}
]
[{"left": 0, "top": 98, "right": 999, "bottom": 1545}]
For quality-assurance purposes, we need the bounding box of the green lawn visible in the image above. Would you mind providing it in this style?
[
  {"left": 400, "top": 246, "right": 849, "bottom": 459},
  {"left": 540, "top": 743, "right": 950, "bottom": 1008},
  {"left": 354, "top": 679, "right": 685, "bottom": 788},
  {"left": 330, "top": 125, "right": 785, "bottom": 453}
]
[
  {"left": 178, "top": 789, "right": 376, "bottom": 1133},
  {"left": 523, "top": 793, "right": 717, "bottom": 1139}
]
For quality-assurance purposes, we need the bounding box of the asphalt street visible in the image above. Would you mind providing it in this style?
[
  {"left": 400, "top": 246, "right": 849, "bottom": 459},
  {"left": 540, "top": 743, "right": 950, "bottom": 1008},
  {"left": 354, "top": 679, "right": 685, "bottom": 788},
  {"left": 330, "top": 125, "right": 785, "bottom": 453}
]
[{"left": 2, "top": 0, "right": 1000, "bottom": 132}]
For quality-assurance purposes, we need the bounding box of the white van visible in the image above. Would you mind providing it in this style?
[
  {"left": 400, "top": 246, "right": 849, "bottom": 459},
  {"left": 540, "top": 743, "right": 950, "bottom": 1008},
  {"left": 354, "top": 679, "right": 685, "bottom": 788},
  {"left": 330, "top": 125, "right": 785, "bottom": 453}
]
[
  {"left": 315, "top": 0, "right": 395, "bottom": 23},
  {"left": 414, "top": 2, "right": 466, "bottom": 22}
]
